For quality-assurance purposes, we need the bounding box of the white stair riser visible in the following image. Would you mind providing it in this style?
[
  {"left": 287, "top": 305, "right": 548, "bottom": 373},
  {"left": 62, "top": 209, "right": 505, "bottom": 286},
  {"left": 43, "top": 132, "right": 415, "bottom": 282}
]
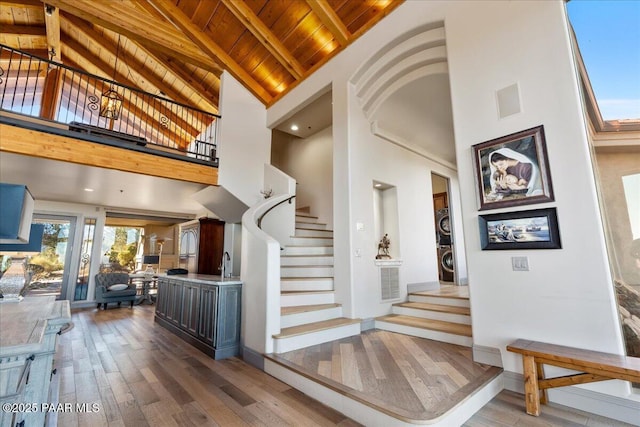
[
  {"left": 409, "top": 295, "right": 470, "bottom": 308},
  {"left": 281, "top": 307, "right": 343, "bottom": 328},
  {"left": 281, "top": 279, "right": 334, "bottom": 291},
  {"left": 281, "top": 266, "right": 334, "bottom": 277},
  {"left": 295, "top": 222, "right": 327, "bottom": 230},
  {"left": 281, "top": 256, "right": 334, "bottom": 266},
  {"left": 281, "top": 246, "right": 333, "bottom": 256},
  {"left": 374, "top": 320, "right": 473, "bottom": 347},
  {"left": 392, "top": 306, "right": 471, "bottom": 325},
  {"left": 290, "top": 236, "right": 333, "bottom": 246},
  {"left": 273, "top": 323, "right": 361, "bottom": 353},
  {"left": 294, "top": 228, "right": 333, "bottom": 237},
  {"left": 281, "top": 292, "right": 335, "bottom": 307}
]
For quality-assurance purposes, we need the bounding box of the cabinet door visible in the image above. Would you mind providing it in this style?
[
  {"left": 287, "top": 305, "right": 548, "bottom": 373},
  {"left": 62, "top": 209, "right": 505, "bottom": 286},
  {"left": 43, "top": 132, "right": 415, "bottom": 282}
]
[
  {"left": 165, "top": 279, "right": 183, "bottom": 325},
  {"left": 155, "top": 279, "right": 167, "bottom": 318},
  {"left": 197, "top": 286, "right": 218, "bottom": 346},
  {"left": 180, "top": 283, "right": 200, "bottom": 336},
  {"left": 215, "top": 285, "right": 241, "bottom": 349},
  {"left": 179, "top": 225, "right": 198, "bottom": 272},
  {"left": 197, "top": 219, "right": 225, "bottom": 275}
]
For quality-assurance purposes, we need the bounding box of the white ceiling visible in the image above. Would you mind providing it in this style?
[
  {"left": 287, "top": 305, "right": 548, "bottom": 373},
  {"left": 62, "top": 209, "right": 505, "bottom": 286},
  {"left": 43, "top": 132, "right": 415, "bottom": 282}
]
[{"left": 0, "top": 152, "right": 207, "bottom": 219}]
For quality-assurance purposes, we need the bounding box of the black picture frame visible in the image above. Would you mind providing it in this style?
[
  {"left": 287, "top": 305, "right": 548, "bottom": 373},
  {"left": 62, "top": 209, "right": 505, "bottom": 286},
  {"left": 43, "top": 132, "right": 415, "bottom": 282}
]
[
  {"left": 479, "top": 208, "right": 561, "bottom": 250},
  {"left": 473, "top": 125, "right": 554, "bottom": 210}
]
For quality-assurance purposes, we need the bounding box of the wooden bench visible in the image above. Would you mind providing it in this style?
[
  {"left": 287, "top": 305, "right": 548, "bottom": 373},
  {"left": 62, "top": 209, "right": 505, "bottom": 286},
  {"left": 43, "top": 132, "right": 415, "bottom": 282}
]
[{"left": 506, "top": 339, "right": 640, "bottom": 416}]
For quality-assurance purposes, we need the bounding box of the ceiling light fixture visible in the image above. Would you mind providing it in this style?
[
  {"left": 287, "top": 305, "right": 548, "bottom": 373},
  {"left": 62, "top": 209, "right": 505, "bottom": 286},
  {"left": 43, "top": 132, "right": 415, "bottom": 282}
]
[
  {"left": 84, "top": 188, "right": 94, "bottom": 192},
  {"left": 290, "top": 124, "right": 299, "bottom": 131},
  {"left": 374, "top": 183, "right": 382, "bottom": 188},
  {"left": 99, "top": 35, "right": 123, "bottom": 121}
]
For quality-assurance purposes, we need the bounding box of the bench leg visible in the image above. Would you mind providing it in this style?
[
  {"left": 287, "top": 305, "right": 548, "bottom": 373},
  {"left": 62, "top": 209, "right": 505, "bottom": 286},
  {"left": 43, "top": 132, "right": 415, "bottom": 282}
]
[
  {"left": 522, "top": 355, "right": 541, "bottom": 416},
  {"left": 536, "top": 362, "right": 548, "bottom": 404}
]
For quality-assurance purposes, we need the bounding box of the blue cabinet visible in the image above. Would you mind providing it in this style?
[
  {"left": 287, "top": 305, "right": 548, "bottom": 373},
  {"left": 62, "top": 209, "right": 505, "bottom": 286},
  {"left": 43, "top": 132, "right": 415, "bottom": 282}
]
[
  {"left": 155, "top": 276, "right": 241, "bottom": 359},
  {"left": 0, "top": 183, "right": 34, "bottom": 243}
]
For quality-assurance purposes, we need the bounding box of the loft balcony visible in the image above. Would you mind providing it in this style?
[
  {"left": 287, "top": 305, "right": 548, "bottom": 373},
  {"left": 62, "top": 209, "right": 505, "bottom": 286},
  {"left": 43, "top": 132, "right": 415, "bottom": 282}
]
[{"left": 0, "top": 45, "right": 219, "bottom": 186}]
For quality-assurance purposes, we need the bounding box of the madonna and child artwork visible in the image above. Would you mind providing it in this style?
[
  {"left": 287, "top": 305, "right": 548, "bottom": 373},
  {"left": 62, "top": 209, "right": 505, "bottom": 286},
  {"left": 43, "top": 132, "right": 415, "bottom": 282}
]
[{"left": 473, "top": 125, "right": 554, "bottom": 210}]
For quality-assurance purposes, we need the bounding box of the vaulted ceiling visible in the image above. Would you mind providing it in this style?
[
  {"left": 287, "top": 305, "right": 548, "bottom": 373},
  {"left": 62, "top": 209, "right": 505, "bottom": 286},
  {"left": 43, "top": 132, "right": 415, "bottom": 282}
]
[{"left": 0, "top": 0, "right": 404, "bottom": 116}]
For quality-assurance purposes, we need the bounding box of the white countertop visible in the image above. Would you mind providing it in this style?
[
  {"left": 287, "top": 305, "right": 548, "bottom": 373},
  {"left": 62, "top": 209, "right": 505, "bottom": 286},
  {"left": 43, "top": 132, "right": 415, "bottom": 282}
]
[
  {"left": 159, "top": 274, "right": 242, "bottom": 286},
  {"left": 0, "top": 296, "right": 70, "bottom": 357}
]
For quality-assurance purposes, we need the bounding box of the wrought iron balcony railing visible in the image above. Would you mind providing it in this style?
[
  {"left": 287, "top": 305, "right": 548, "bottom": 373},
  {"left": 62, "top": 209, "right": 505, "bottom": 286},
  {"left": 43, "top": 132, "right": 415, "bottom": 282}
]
[{"left": 0, "top": 44, "right": 219, "bottom": 164}]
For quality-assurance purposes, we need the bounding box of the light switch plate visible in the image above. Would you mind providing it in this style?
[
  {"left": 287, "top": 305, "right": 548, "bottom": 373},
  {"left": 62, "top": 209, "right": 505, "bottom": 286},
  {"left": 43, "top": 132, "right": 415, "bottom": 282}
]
[{"left": 512, "top": 256, "right": 529, "bottom": 271}]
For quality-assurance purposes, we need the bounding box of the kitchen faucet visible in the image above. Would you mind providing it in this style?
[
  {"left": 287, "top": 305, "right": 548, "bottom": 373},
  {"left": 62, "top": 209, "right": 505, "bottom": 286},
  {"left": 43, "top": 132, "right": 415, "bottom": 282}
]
[{"left": 220, "top": 251, "right": 231, "bottom": 278}]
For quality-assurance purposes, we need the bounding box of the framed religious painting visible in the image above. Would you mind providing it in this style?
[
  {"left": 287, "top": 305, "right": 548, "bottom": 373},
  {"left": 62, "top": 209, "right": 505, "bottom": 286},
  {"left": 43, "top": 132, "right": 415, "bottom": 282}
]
[{"left": 472, "top": 125, "right": 554, "bottom": 210}]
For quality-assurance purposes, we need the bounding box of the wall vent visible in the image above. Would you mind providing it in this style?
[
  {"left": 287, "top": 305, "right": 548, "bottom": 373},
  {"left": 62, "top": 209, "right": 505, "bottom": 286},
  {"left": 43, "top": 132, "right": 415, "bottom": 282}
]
[{"left": 380, "top": 267, "right": 400, "bottom": 301}]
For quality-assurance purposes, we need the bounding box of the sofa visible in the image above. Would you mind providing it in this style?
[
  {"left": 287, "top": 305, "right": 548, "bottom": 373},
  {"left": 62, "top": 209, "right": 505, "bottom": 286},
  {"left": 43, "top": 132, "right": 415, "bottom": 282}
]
[{"left": 95, "top": 273, "right": 137, "bottom": 310}]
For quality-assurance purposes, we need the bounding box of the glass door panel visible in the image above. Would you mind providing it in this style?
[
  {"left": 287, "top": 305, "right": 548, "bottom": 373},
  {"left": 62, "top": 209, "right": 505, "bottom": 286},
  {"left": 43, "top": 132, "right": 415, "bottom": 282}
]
[{"left": 27, "top": 215, "right": 76, "bottom": 300}]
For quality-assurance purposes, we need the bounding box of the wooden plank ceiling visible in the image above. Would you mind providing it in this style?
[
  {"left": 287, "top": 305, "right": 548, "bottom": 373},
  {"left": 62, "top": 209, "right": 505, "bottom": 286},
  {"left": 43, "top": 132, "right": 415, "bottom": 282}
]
[{"left": 0, "top": 0, "right": 404, "bottom": 116}]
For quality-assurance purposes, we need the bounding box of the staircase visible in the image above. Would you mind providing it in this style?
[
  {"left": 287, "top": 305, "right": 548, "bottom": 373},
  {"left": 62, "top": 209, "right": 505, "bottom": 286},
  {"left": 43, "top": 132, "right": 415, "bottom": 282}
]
[
  {"left": 375, "top": 286, "right": 473, "bottom": 347},
  {"left": 273, "top": 209, "right": 361, "bottom": 353}
]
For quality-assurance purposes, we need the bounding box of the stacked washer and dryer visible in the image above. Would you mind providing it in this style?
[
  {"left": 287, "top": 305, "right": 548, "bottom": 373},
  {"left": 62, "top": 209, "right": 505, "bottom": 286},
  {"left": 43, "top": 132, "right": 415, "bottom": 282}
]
[{"left": 435, "top": 208, "right": 455, "bottom": 282}]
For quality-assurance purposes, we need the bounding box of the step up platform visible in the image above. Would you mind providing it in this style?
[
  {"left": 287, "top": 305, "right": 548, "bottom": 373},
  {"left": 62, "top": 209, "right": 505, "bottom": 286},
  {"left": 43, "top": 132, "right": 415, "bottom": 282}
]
[
  {"left": 265, "top": 329, "right": 503, "bottom": 426},
  {"left": 393, "top": 301, "right": 471, "bottom": 325}
]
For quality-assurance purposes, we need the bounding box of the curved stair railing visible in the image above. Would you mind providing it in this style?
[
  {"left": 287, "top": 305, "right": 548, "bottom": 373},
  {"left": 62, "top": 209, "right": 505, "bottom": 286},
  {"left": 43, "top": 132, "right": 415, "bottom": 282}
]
[{"left": 241, "top": 165, "right": 296, "bottom": 357}]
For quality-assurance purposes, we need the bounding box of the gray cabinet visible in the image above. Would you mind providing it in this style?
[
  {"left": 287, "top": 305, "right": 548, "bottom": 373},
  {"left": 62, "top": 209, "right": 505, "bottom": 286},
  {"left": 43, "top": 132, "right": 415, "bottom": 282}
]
[{"left": 155, "top": 276, "right": 241, "bottom": 359}]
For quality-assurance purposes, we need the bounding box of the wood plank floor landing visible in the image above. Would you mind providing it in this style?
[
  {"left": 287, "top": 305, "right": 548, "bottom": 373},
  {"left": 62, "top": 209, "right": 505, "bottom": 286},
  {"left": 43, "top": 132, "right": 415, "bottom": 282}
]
[
  {"left": 266, "top": 329, "right": 502, "bottom": 423},
  {"left": 56, "top": 306, "right": 360, "bottom": 426}
]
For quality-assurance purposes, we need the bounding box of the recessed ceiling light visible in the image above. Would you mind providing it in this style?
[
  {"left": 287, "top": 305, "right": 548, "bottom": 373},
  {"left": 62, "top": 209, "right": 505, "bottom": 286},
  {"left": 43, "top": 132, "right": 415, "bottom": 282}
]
[
  {"left": 84, "top": 188, "right": 94, "bottom": 192},
  {"left": 290, "top": 124, "right": 299, "bottom": 131},
  {"left": 374, "top": 183, "right": 382, "bottom": 188}
]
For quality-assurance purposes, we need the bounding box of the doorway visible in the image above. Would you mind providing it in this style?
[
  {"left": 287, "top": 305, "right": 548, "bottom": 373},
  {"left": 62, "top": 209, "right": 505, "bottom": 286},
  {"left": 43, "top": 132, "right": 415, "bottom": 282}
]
[
  {"left": 28, "top": 214, "right": 77, "bottom": 300},
  {"left": 432, "top": 173, "right": 455, "bottom": 283}
]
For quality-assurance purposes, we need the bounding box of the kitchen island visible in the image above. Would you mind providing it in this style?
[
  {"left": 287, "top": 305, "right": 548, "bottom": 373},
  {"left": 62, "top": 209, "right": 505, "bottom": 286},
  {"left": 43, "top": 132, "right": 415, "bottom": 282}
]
[
  {"left": 154, "top": 274, "right": 242, "bottom": 360},
  {"left": 0, "top": 296, "right": 71, "bottom": 427}
]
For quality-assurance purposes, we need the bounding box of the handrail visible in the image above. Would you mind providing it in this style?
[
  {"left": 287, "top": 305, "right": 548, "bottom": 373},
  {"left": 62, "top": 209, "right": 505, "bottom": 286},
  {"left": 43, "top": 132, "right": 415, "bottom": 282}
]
[
  {"left": 257, "top": 195, "right": 295, "bottom": 229},
  {"left": 0, "top": 44, "right": 219, "bottom": 163}
]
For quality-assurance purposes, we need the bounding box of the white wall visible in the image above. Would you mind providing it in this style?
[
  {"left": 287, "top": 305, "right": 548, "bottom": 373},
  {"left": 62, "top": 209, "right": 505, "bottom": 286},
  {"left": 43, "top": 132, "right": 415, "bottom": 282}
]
[
  {"left": 267, "top": 0, "right": 630, "bottom": 408},
  {"left": 271, "top": 126, "right": 334, "bottom": 228},
  {"left": 218, "top": 72, "right": 271, "bottom": 207}
]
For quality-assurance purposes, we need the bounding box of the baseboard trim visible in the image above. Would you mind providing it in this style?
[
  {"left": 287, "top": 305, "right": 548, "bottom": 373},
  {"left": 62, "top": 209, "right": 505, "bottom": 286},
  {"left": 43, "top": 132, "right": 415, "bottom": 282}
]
[
  {"left": 503, "top": 371, "right": 640, "bottom": 425},
  {"left": 241, "top": 346, "right": 264, "bottom": 370},
  {"left": 472, "top": 344, "right": 503, "bottom": 367},
  {"left": 361, "top": 318, "right": 375, "bottom": 331}
]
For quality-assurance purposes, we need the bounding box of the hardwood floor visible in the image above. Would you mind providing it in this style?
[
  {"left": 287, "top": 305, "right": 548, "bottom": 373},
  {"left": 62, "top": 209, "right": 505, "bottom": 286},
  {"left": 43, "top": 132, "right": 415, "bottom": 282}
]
[
  {"left": 56, "top": 304, "right": 633, "bottom": 426},
  {"left": 56, "top": 305, "right": 361, "bottom": 426}
]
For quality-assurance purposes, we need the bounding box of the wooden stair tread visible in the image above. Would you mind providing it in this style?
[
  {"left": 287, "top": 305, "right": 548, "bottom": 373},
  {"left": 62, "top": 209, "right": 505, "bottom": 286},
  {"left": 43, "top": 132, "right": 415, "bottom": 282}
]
[
  {"left": 295, "top": 227, "right": 333, "bottom": 232},
  {"left": 394, "top": 302, "right": 470, "bottom": 315},
  {"left": 281, "top": 255, "right": 334, "bottom": 258},
  {"left": 281, "top": 276, "right": 333, "bottom": 281},
  {"left": 292, "top": 235, "right": 334, "bottom": 239},
  {"left": 281, "top": 265, "right": 333, "bottom": 269},
  {"left": 274, "top": 317, "right": 361, "bottom": 338},
  {"left": 376, "top": 314, "right": 472, "bottom": 337},
  {"left": 410, "top": 286, "right": 469, "bottom": 300},
  {"left": 281, "top": 303, "right": 341, "bottom": 315},
  {"left": 295, "top": 213, "right": 318, "bottom": 219}
]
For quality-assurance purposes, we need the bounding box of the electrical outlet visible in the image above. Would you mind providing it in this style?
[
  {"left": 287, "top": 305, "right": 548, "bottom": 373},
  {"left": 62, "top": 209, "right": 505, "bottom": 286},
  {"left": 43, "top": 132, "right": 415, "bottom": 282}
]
[
  {"left": 512, "top": 256, "right": 529, "bottom": 271},
  {"left": 356, "top": 222, "right": 364, "bottom": 231},
  {"left": 355, "top": 249, "right": 362, "bottom": 257}
]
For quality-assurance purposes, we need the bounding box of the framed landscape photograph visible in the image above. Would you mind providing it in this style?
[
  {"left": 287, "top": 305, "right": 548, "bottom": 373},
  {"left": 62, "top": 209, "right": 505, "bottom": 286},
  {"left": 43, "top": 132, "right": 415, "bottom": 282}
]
[
  {"left": 473, "top": 125, "right": 554, "bottom": 210},
  {"left": 479, "top": 208, "right": 561, "bottom": 250}
]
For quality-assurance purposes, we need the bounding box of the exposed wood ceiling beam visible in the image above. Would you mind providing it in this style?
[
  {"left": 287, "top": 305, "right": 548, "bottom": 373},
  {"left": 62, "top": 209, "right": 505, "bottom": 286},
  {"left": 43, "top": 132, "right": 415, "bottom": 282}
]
[
  {"left": 145, "top": 0, "right": 273, "bottom": 104},
  {"left": 62, "top": 38, "right": 199, "bottom": 141},
  {"left": 62, "top": 14, "right": 210, "bottom": 114},
  {"left": 306, "top": 0, "right": 350, "bottom": 46},
  {"left": 43, "top": 3, "right": 62, "bottom": 62},
  {"left": 42, "top": 0, "right": 223, "bottom": 75},
  {"left": 220, "top": 0, "right": 304, "bottom": 80},
  {"left": 0, "top": 25, "right": 46, "bottom": 37},
  {"left": 1, "top": 0, "right": 42, "bottom": 7},
  {"left": 136, "top": 45, "right": 219, "bottom": 114}
]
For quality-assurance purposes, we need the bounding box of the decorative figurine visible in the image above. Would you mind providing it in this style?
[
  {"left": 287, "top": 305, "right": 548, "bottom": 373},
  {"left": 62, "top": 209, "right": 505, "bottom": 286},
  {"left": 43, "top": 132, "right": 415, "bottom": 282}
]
[{"left": 376, "top": 234, "right": 391, "bottom": 259}]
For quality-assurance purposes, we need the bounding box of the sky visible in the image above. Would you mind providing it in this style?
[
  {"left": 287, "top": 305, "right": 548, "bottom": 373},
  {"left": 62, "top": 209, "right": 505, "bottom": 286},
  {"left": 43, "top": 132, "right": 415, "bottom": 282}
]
[{"left": 567, "top": 0, "right": 640, "bottom": 120}]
